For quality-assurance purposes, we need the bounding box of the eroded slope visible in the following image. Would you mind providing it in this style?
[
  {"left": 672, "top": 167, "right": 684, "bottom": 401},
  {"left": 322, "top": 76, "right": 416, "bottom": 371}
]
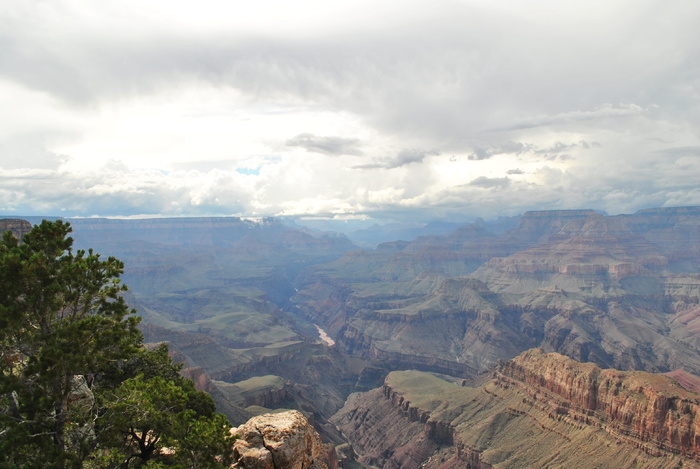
[
  {"left": 293, "top": 207, "right": 700, "bottom": 375},
  {"left": 332, "top": 349, "right": 700, "bottom": 468}
]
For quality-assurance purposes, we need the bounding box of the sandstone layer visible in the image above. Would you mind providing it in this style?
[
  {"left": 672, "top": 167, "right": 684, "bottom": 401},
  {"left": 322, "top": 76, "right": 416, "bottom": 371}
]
[
  {"left": 502, "top": 349, "right": 700, "bottom": 459},
  {"left": 332, "top": 349, "right": 700, "bottom": 468}
]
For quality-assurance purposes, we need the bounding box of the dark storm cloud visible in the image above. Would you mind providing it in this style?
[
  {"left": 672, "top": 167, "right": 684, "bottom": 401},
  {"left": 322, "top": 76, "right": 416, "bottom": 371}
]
[
  {"left": 391, "top": 149, "right": 438, "bottom": 168},
  {"left": 285, "top": 133, "right": 363, "bottom": 156},
  {"left": 534, "top": 141, "right": 598, "bottom": 161},
  {"left": 464, "top": 140, "right": 598, "bottom": 162},
  {"left": 467, "top": 142, "right": 531, "bottom": 161},
  {"left": 468, "top": 176, "right": 510, "bottom": 188},
  {"left": 467, "top": 148, "right": 493, "bottom": 161},
  {"left": 354, "top": 149, "right": 439, "bottom": 170},
  {"left": 651, "top": 146, "right": 700, "bottom": 157},
  {"left": 495, "top": 104, "right": 648, "bottom": 132}
]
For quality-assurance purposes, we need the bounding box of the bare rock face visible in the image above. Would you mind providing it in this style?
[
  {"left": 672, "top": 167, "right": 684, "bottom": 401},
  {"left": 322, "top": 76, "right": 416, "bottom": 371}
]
[
  {"left": 232, "top": 411, "right": 328, "bottom": 469},
  {"left": 473, "top": 212, "right": 664, "bottom": 294},
  {"left": 332, "top": 349, "right": 700, "bottom": 468},
  {"left": 501, "top": 348, "right": 700, "bottom": 459},
  {"left": 293, "top": 207, "right": 700, "bottom": 379},
  {"left": 0, "top": 218, "right": 32, "bottom": 240}
]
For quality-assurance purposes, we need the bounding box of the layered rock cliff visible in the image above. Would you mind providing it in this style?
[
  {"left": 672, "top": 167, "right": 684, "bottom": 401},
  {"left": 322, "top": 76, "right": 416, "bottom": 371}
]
[
  {"left": 0, "top": 218, "right": 32, "bottom": 239},
  {"left": 501, "top": 349, "right": 700, "bottom": 459},
  {"left": 292, "top": 207, "right": 700, "bottom": 377},
  {"left": 332, "top": 349, "right": 700, "bottom": 468}
]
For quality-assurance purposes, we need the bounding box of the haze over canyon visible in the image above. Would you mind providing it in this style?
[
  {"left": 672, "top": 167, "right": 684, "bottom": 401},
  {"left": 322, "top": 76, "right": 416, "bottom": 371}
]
[{"left": 5, "top": 205, "right": 700, "bottom": 467}]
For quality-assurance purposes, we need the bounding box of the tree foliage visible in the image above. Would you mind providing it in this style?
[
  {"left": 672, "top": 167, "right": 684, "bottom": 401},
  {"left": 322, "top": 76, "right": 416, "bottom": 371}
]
[
  {"left": 0, "top": 220, "right": 234, "bottom": 468},
  {"left": 94, "top": 374, "right": 234, "bottom": 468}
]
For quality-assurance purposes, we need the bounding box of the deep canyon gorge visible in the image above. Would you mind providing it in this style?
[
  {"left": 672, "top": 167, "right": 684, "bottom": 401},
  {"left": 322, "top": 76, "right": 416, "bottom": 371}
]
[{"left": 5, "top": 206, "right": 700, "bottom": 467}]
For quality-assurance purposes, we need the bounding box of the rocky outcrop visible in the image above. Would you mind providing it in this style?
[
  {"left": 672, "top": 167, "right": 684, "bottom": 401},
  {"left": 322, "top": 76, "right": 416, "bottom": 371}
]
[
  {"left": 473, "top": 212, "right": 666, "bottom": 294},
  {"left": 0, "top": 219, "right": 32, "bottom": 240},
  {"left": 331, "top": 387, "right": 454, "bottom": 469},
  {"left": 500, "top": 348, "right": 700, "bottom": 459},
  {"left": 332, "top": 350, "right": 700, "bottom": 468},
  {"left": 232, "top": 410, "right": 330, "bottom": 469}
]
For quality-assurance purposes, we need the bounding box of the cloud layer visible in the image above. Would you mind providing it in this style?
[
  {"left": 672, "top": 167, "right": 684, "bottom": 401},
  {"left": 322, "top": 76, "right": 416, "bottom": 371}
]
[{"left": 1, "top": 0, "right": 699, "bottom": 222}]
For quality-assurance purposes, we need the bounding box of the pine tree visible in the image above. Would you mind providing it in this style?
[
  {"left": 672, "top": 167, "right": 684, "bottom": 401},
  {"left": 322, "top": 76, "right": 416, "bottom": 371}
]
[
  {"left": 92, "top": 344, "right": 234, "bottom": 468},
  {"left": 0, "top": 220, "right": 234, "bottom": 468},
  {"left": 94, "top": 373, "right": 234, "bottom": 468},
  {"left": 0, "top": 220, "right": 142, "bottom": 467}
]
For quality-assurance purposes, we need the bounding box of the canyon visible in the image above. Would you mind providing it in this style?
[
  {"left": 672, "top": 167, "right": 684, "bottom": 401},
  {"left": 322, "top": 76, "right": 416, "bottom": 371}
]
[
  {"left": 332, "top": 349, "right": 700, "bottom": 468},
  {"left": 293, "top": 207, "right": 700, "bottom": 375},
  {"left": 5, "top": 206, "right": 700, "bottom": 466}
]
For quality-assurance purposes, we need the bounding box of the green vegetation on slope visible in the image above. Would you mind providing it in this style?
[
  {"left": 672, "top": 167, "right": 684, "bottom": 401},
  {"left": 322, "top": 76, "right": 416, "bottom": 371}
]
[
  {"left": 0, "top": 220, "right": 234, "bottom": 468},
  {"left": 381, "top": 369, "right": 697, "bottom": 468}
]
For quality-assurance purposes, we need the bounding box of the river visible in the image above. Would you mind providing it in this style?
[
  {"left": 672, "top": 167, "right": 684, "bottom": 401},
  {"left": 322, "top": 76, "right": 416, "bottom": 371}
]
[{"left": 314, "top": 324, "right": 335, "bottom": 346}]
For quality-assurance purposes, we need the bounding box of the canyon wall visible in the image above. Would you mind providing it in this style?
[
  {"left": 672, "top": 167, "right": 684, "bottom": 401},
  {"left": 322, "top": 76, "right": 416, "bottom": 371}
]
[
  {"left": 293, "top": 207, "right": 700, "bottom": 377},
  {"left": 500, "top": 349, "right": 700, "bottom": 458},
  {"left": 332, "top": 349, "right": 700, "bottom": 468},
  {"left": 0, "top": 218, "right": 32, "bottom": 240}
]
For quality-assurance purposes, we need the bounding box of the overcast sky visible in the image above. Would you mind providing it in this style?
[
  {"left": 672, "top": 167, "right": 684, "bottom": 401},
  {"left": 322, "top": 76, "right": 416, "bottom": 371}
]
[{"left": 1, "top": 0, "right": 699, "bottom": 224}]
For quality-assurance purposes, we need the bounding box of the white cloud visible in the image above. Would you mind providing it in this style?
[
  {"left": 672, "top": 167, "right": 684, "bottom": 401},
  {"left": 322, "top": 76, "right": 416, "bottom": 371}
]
[
  {"left": 1, "top": 0, "right": 699, "bottom": 222},
  {"left": 285, "top": 133, "right": 363, "bottom": 156},
  {"left": 494, "top": 104, "right": 648, "bottom": 132}
]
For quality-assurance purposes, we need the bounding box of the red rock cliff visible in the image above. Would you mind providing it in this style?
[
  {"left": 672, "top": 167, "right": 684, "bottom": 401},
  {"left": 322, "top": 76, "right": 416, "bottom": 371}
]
[
  {"left": 333, "top": 350, "right": 700, "bottom": 468},
  {"left": 500, "top": 348, "right": 700, "bottom": 459}
]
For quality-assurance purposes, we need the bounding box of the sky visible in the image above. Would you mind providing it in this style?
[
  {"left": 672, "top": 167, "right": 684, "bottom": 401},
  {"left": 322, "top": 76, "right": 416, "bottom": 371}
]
[{"left": 1, "top": 0, "right": 699, "bottom": 224}]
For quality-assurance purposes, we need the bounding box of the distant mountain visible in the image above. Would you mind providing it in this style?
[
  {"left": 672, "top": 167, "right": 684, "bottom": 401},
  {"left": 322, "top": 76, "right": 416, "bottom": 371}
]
[
  {"left": 286, "top": 216, "right": 519, "bottom": 248},
  {"left": 346, "top": 221, "right": 466, "bottom": 248},
  {"left": 291, "top": 207, "right": 700, "bottom": 375}
]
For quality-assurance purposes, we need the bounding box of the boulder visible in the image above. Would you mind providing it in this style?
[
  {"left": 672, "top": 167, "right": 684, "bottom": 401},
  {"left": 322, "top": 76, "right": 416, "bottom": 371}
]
[{"left": 232, "top": 410, "right": 328, "bottom": 469}]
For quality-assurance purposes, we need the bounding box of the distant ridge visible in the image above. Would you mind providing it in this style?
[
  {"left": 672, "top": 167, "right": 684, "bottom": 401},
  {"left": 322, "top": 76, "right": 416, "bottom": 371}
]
[{"left": 0, "top": 218, "right": 32, "bottom": 239}]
